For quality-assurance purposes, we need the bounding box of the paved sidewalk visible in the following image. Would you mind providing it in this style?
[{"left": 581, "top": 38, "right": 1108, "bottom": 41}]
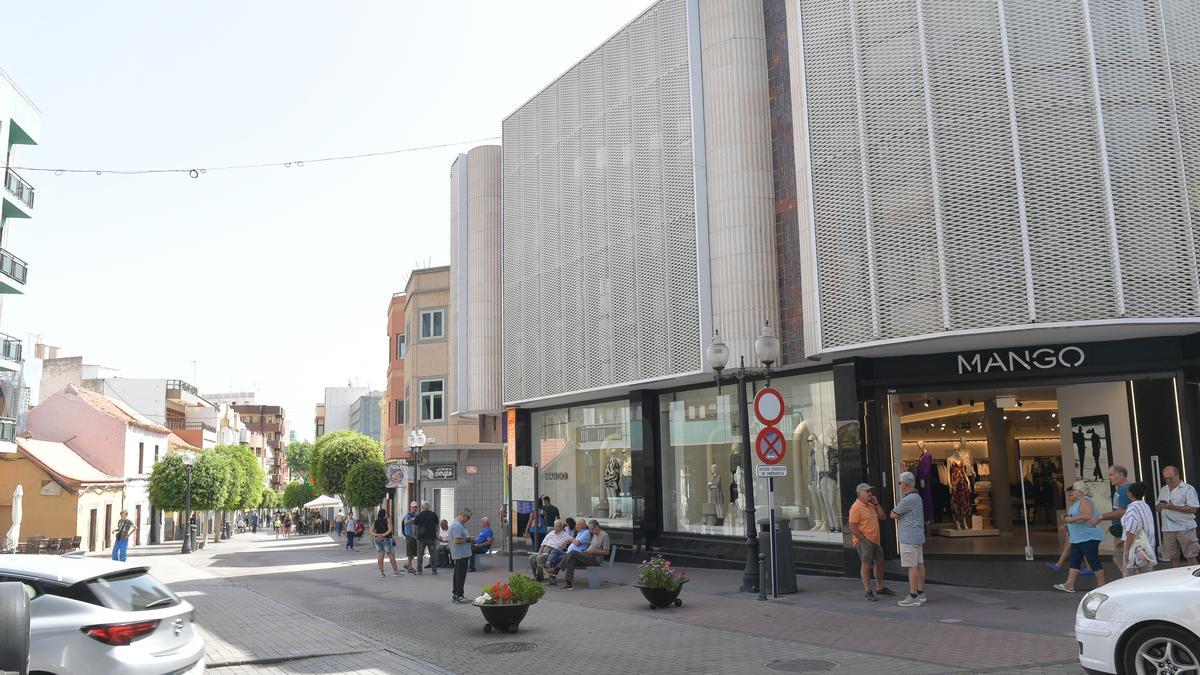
[{"left": 122, "top": 532, "right": 1090, "bottom": 674}]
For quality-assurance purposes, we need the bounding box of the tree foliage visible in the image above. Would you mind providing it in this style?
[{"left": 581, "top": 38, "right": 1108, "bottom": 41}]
[
  {"left": 148, "top": 453, "right": 188, "bottom": 512},
  {"left": 211, "top": 444, "right": 265, "bottom": 510},
  {"left": 313, "top": 431, "right": 384, "bottom": 497},
  {"left": 285, "top": 440, "right": 314, "bottom": 480},
  {"left": 282, "top": 481, "right": 317, "bottom": 509},
  {"left": 188, "top": 451, "right": 230, "bottom": 511},
  {"left": 344, "top": 460, "right": 387, "bottom": 508},
  {"left": 259, "top": 489, "right": 281, "bottom": 510}
]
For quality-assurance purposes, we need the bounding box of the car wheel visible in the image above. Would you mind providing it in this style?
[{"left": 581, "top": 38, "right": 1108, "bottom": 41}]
[
  {"left": 1123, "top": 624, "right": 1200, "bottom": 675},
  {"left": 0, "top": 582, "right": 30, "bottom": 675}
]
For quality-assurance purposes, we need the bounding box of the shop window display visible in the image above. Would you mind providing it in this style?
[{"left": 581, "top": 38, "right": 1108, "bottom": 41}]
[
  {"left": 531, "top": 400, "right": 633, "bottom": 529},
  {"left": 659, "top": 371, "right": 841, "bottom": 543}
]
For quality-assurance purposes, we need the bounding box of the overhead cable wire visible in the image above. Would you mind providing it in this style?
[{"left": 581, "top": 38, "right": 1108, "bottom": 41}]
[{"left": 10, "top": 135, "right": 501, "bottom": 178}]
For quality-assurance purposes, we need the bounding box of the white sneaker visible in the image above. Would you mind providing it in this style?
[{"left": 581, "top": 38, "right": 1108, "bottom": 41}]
[
  {"left": 917, "top": 593, "right": 927, "bottom": 604},
  {"left": 897, "top": 596, "right": 922, "bottom": 607}
]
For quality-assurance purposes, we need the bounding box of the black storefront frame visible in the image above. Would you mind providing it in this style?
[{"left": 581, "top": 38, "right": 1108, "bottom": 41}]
[
  {"left": 847, "top": 334, "right": 1200, "bottom": 576},
  {"left": 512, "top": 363, "right": 850, "bottom": 575}
]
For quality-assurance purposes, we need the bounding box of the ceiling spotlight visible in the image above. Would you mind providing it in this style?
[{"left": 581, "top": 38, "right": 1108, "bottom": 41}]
[
  {"left": 1051, "top": 413, "right": 1057, "bottom": 418},
  {"left": 929, "top": 423, "right": 935, "bottom": 428},
  {"left": 924, "top": 400, "right": 930, "bottom": 408},
  {"left": 1025, "top": 415, "right": 1031, "bottom": 420},
  {"left": 1003, "top": 415, "right": 1008, "bottom": 420}
]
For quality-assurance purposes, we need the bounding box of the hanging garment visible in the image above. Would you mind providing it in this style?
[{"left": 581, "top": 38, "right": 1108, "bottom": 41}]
[{"left": 950, "top": 461, "right": 973, "bottom": 521}]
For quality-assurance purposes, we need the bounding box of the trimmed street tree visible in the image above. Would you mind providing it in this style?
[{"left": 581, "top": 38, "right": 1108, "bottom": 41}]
[
  {"left": 285, "top": 440, "right": 314, "bottom": 481},
  {"left": 344, "top": 460, "right": 387, "bottom": 510},
  {"left": 313, "top": 431, "right": 384, "bottom": 498},
  {"left": 260, "top": 488, "right": 281, "bottom": 510},
  {"left": 148, "top": 453, "right": 188, "bottom": 512},
  {"left": 210, "top": 444, "right": 266, "bottom": 538},
  {"left": 283, "top": 480, "right": 317, "bottom": 509}
]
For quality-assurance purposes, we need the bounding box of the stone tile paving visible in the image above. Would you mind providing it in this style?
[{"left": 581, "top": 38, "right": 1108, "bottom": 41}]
[{"left": 129, "top": 532, "right": 1089, "bottom": 674}]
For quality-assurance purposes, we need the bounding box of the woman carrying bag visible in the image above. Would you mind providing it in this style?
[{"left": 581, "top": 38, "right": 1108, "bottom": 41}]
[{"left": 1121, "top": 482, "right": 1158, "bottom": 575}]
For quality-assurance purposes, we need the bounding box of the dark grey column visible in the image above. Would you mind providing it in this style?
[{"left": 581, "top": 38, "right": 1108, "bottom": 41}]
[{"left": 984, "top": 401, "right": 1012, "bottom": 533}]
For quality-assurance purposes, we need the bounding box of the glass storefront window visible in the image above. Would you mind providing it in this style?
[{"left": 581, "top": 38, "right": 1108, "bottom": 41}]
[
  {"left": 659, "top": 370, "right": 841, "bottom": 543},
  {"left": 531, "top": 399, "right": 633, "bottom": 529}
]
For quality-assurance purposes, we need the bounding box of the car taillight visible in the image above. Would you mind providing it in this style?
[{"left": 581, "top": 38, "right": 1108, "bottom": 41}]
[{"left": 82, "top": 620, "right": 160, "bottom": 646}]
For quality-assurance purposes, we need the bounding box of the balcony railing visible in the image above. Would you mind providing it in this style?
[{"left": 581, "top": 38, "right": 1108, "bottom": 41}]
[
  {"left": 0, "top": 334, "right": 21, "bottom": 362},
  {"left": 0, "top": 249, "right": 28, "bottom": 286},
  {"left": 0, "top": 418, "right": 15, "bottom": 442},
  {"left": 166, "top": 379, "right": 199, "bottom": 396},
  {"left": 165, "top": 420, "right": 216, "bottom": 433},
  {"left": 3, "top": 169, "right": 33, "bottom": 209}
]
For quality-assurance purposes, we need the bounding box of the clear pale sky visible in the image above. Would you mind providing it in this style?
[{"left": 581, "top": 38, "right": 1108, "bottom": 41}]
[{"left": 0, "top": 0, "right": 651, "bottom": 440}]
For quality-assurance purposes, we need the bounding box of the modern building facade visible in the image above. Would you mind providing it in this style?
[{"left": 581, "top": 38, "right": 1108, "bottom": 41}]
[
  {"left": 233, "top": 404, "right": 287, "bottom": 488},
  {"left": 349, "top": 391, "right": 382, "bottom": 442},
  {"left": 0, "top": 69, "right": 41, "bottom": 452},
  {"left": 499, "top": 0, "right": 1200, "bottom": 586},
  {"left": 383, "top": 293, "right": 407, "bottom": 460},
  {"left": 321, "top": 386, "right": 370, "bottom": 435},
  {"left": 398, "top": 266, "right": 503, "bottom": 523}
]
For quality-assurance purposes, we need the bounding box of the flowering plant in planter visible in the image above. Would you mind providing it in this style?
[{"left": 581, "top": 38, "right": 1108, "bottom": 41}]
[
  {"left": 636, "top": 556, "right": 686, "bottom": 591},
  {"left": 474, "top": 573, "right": 545, "bottom": 606}
]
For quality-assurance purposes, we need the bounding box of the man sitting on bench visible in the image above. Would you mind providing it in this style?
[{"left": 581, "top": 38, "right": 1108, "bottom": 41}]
[
  {"left": 529, "top": 519, "right": 573, "bottom": 581},
  {"left": 549, "top": 519, "right": 610, "bottom": 591},
  {"left": 468, "top": 517, "right": 495, "bottom": 572}
]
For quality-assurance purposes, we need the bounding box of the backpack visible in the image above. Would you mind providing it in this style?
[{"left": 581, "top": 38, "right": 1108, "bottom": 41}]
[{"left": 355, "top": 520, "right": 365, "bottom": 535}]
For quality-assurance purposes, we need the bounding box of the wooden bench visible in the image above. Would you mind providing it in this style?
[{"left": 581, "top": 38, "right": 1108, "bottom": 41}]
[{"left": 586, "top": 545, "right": 618, "bottom": 589}]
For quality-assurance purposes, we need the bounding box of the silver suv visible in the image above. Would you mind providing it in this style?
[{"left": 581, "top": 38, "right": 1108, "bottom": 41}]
[{"left": 0, "top": 555, "right": 204, "bottom": 674}]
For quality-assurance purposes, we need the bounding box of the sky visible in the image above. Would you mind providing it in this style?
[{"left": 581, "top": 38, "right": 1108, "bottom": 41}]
[{"left": 0, "top": 0, "right": 652, "bottom": 440}]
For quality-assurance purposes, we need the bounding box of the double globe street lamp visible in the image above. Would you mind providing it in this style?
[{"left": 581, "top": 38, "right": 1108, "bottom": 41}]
[
  {"left": 705, "top": 321, "right": 781, "bottom": 595},
  {"left": 408, "top": 427, "right": 427, "bottom": 507}
]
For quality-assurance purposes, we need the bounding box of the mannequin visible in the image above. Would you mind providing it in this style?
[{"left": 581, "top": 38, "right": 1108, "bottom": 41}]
[
  {"left": 819, "top": 441, "right": 841, "bottom": 532},
  {"left": 730, "top": 464, "right": 745, "bottom": 529},
  {"left": 809, "top": 435, "right": 829, "bottom": 531},
  {"left": 949, "top": 444, "right": 974, "bottom": 529},
  {"left": 707, "top": 464, "right": 724, "bottom": 520},
  {"left": 620, "top": 452, "right": 633, "bottom": 497},
  {"left": 916, "top": 441, "right": 934, "bottom": 524},
  {"left": 603, "top": 448, "right": 621, "bottom": 516}
]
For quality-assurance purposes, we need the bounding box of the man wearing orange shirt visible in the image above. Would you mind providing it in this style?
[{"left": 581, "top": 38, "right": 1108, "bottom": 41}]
[{"left": 849, "top": 482, "right": 894, "bottom": 601}]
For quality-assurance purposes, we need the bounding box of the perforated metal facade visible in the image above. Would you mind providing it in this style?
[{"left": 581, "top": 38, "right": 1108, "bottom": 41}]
[
  {"left": 501, "top": 0, "right": 703, "bottom": 403},
  {"left": 796, "top": 0, "right": 1200, "bottom": 354}
]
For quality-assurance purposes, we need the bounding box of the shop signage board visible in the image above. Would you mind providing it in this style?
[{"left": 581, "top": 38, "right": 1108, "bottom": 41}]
[
  {"left": 512, "top": 465, "right": 536, "bottom": 502},
  {"left": 465, "top": 465, "right": 479, "bottom": 475},
  {"left": 755, "top": 464, "right": 788, "bottom": 478},
  {"left": 755, "top": 427, "right": 787, "bottom": 465},
  {"left": 421, "top": 464, "right": 456, "bottom": 481},
  {"left": 754, "top": 387, "right": 785, "bottom": 426}
]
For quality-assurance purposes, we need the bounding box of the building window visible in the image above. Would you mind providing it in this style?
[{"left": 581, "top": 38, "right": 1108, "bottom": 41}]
[
  {"left": 395, "top": 400, "right": 406, "bottom": 425},
  {"left": 154, "top": 445, "right": 160, "bottom": 464},
  {"left": 396, "top": 333, "right": 407, "bottom": 358},
  {"left": 138, "top": 442, "right": 145, "bottom": 474},
  {"left": 531, "top": 400, "right": 632, "bottom": 529},
  {"left": 419, "top": 309, "right": 444, "bottom": 339},
  {"left": 420, "top": 380, "right": 444, "bottom": 421}
]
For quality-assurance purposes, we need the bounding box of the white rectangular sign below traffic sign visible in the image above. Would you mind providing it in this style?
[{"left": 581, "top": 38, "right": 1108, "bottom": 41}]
[{"left": 755, "top": 464, "right": 788, "bottom": 478}]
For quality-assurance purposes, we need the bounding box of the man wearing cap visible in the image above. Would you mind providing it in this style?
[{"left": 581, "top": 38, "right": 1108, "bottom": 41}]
[
  {"left": 402, "top": 501, "right": 419, "bottom": 574},
  {"left": 849, "top": 482, "right": 893, "bottom": 601},
  {"left": 890, "top": 472, "right": 927, "bottom": 607}
]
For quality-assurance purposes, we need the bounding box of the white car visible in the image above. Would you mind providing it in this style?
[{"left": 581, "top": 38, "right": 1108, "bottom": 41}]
[
  {"left": 1076, "top": 565, "right": 1200, "bottom": 674},
  {"left": 0, "top": 555, "right": 204, "bottom": 674}
]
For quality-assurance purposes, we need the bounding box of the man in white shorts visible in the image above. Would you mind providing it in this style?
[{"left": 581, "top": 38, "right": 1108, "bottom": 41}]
[
  {"left": 1158, "top": 465, "right": 1199, "bottom": 567},
  {"left": 890, "top": 472, "right": 927, "bottom": 607}
]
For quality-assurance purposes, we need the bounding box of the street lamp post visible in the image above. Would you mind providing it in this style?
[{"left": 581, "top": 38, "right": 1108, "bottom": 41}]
[
  {"left": 408, "top": 428, "right": 427, "bottom": 507},
  {"left": 705, "top": 321, "right": 781, "bottom": 594},
  {"left": 180, "top": 451, "right": 197, "bottom": 554}
]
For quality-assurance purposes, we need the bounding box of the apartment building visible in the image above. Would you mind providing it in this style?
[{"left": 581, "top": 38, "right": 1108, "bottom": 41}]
[
  {"left": 383, "top": 293, "right": 406, "bottom": 460},
  {"left": 234, "top": 404, "right": 287, "bottom": 488}
]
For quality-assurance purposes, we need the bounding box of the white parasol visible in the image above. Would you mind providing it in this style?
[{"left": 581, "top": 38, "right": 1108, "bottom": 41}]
[{"left": 4, "top": 484, "right": 23, "bottom": 551}]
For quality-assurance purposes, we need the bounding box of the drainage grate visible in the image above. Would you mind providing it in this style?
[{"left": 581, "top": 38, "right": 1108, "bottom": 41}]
[
  {"left": 766, "top": 659, "right": 839, "bottom": 672},
  {"left": 476, "top": 642, "right": 537, "bottom": 655}
]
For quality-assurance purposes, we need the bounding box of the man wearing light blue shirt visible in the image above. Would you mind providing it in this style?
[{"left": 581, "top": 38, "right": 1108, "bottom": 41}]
[{"left": 448, "top": 509, "right": 473, "bottom": 603}]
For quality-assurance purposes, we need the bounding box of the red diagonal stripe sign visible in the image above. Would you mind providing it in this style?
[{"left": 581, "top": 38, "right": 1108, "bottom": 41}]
[{"left": 755, "top": 426, "right": 787, "bottom": 465}]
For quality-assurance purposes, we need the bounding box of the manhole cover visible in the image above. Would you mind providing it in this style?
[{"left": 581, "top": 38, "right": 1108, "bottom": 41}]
[
  {"left": 476, "top": 642, "right": 537, "bottom": 654},
  {"left": 766, "top": 659, "right": 838, "bottom": 672}
]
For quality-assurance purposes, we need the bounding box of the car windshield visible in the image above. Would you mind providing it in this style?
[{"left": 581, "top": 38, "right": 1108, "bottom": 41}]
[{"left": 85, "top": 570, "right": 179, "bottom": 612}]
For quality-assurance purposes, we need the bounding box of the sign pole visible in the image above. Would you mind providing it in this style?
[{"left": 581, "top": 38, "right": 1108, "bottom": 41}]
[
  {"left": 769, "top": 476, "right": 778, "bottom": 598},
  {"left": 507, "top": 463, "right": 514, "bottom": 573}
]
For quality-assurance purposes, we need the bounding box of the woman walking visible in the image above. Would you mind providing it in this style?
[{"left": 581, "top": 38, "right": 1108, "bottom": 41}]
[
  {"left": 345, "top": 512, "right": 358, "bottom": 550},
  {"left": 1054, "top": 481, "right": 1107, "bottom": 592},
  {"left": 282, "top": 513, "right": 292, "bottom": 539},
  {"left": 273, "top": 513, "right": 282, "bottom": 540},
  {"left": 1121, "top": 482, "right": 1158, "bottom": 575},
  {"left": 373, "top": 508, "right": 402, "bottom": 577}
]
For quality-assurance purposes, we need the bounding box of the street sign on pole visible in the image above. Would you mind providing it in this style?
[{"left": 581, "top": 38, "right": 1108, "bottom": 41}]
[
  {"left": 513, "top": 466, "right": 536, "bottom": 502},
  {"left": 754, "top": 387, "right": 785, "bottom": 426},
  {"left": 755, "top": 464, "right": 788, "bottom": 478},
  {"left": 755, "top": 427, "right": 787, "bottom": 465}
]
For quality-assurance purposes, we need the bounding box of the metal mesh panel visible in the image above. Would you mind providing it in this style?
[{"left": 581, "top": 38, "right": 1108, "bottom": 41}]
[
  {"left": 798, "top": 0, "right": 1200, "bottom": 352},
  {"left": 857, "top": 0, "right": 942, "bottom": 338},
  {"left": 1005, "top": 0, "right": 1118, "bottom": 322},
  {"left": 501, "top": 0, "right": 699, "bottom": 402},
  {"left": 798, "top": 0, "right": 874, "bottom": 348},
  {"left": 924, "top": 0, "right": 1029, "bottom": 329},
  {"left": 1090, "top": 0, "right": 1199, "bottom": 316}
]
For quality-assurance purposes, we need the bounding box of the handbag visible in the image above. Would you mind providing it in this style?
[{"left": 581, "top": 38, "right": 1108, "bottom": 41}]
[{"left": 1128, "top": 528, "right": 1156, "bottom": 569}]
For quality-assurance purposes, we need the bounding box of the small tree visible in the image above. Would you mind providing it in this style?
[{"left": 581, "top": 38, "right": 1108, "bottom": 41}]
[
  {"left": 344, "top": 460, "right": 387, "bottom": 510},
  {"left": 314, "top": 431, "right": 384, "bottom": 498},
  {"left": 258, "top": 488, "right": 278, "bottom": 510},
  {"left": 148, "top": 453, "right": 187, "bottom": 512},
  {"left": 285, "top": 440, "right": 314, "bottom": 479},
  {"left": 283, "top": 480, "right": 317, "bottom": 509}
]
